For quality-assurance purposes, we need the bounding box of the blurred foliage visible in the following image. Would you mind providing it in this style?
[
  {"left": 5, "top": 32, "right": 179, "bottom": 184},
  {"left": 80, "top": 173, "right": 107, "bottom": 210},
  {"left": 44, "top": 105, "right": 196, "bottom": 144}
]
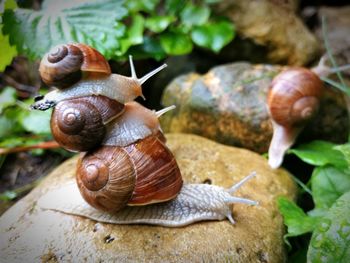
[
  {"left": 0, "top": 0, "right": 235, "bottom": 70},
  {"left": 0, "top": 86, "right": 52, "bottom": 153}
]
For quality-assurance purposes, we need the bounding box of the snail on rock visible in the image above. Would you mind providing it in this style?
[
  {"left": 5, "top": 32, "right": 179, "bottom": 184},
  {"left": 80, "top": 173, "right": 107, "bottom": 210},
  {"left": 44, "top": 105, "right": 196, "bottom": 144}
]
[
  {"left": 32, "top": 43, "right": 258, "bottom": 227},
  {"left": 267, "top": 56, "right": 350, "bottom": 169}
]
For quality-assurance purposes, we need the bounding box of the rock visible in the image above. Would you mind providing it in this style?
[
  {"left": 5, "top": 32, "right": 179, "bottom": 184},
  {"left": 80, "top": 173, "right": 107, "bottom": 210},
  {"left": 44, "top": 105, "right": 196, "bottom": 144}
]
[
  {"left": 161, "top": 63, "right": 349, "bottom": 153},
  {"left": 315, "top": 6, "right": 350, "bottom": 67},
  {"left": 214, "top": 0, "right": 320, "bottom": 65},
  {"left": 0, "top": 134, "right": 297, "bottom": 262}
]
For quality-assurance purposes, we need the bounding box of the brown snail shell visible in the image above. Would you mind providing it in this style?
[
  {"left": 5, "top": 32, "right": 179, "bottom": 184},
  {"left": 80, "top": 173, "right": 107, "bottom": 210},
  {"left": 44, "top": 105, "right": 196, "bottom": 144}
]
[
  {"left": 39, "top": 43, "right": 111, "bottom": 88},
  {"left": 268, "top": 67, "right": 323, "bottom": 127},
  {"left": 50, "top": 95, "right": 124, "bottom": 152},
  {"left": 76, "top": 135, "right": 183, "bottom": 212},
  {"left": 267, "top": 67, "right": 323, "bottom": 169}
]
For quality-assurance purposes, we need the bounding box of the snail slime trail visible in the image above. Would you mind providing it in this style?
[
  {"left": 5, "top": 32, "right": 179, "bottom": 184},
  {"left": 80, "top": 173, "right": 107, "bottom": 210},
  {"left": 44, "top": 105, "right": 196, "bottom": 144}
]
[{"left": 32, "top": 43, "right": 258, "bottom": 227}]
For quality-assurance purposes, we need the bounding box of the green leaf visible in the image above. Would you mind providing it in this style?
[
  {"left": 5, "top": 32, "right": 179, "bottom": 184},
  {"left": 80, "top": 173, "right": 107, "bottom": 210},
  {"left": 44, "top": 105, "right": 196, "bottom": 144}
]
[
  {"left": 289, "top": 140, "right": 348, "bottom": 169},
  {"left": 125, "top": 0, "right": 160, "bottom": 13},
  {"left": 0, "top": 107, "right": 24, "bottom": 138},
  {"left": 159, "top": 31, "right": 193, "bottom": 55},
  {"left": 129, "top": 36, "right": 166, "bottom": 60},
  {"left": 165, "top": 0, "right": 185, "bottom": 15},
  {"left": 0, "top": 190, "right": 17, "bottom": 201},
  {"left": 311, "top": 166, "right": 350, "bottom": 209},
  {"left": 0, "top": 26, "right": 17, "bottom": 71},
  {"left": 277, "top": 197, "right": 320, "bottom": 247},
  {"left": 308, "top": 191, "right": 350, "bottom": 263},
  {"left": 0, "top": 86, "right": 17, "bottom": 113},
  {"left": 2, "top": 0, "right": 128, "bottom": 60},
  {"left": 191, "top": 20, "right": 234, "bottom": 52},
  {"left": 0, "top": 0, "right": 17, "bottom": 14},
  {"left": 180, "top": 4, "right": 210, "bottom": 27},
  {"left": 19, "top": 109, "right": 51, "bottom": 135},
  {"left": 334, "top": 143, "right": 350, "bottom": 166},
  {"left": 0, "top": 0, "right": 18, "bottom": 71},
  {"left": 145, "top": 15, "right": 175, "bottom": 33},
  {"left": 128, "top": 14, "right": 144, "bottom": 45}
]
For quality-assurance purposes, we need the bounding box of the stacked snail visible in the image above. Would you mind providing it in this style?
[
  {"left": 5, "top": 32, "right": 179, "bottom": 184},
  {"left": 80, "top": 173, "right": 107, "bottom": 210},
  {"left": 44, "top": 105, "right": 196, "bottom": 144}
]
[{"left": 32, "top": 43, "right": 257, "bottom": 227}]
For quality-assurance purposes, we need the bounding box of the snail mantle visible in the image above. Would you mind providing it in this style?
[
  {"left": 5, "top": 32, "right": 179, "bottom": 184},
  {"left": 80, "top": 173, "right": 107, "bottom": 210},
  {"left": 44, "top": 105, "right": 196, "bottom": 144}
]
[{"left": 0, "top": 134, "right": 297, "bottom": 263}]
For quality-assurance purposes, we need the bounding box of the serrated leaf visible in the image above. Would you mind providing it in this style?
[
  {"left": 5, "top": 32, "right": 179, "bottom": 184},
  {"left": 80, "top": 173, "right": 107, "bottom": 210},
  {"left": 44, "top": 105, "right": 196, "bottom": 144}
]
[
  {"left": 180, "top": 4, "right": 210, "bottom": 27},
  {"left": 289, "top": 140, "right": 348, "bottom": 169},
  {"left": 277, "top": 197, "right": 319, "bottom": 240},
  {"left": 0, "top": 86, "right": 17, "bottom": 113},
  {"left": 145, "top": 15, "right": 175, "bottom": 33},
  {"left": 191, "top": 20, "right": 234, "bottom": 52},
  {"left": 307, "top": 191, "right": 350, "bottom": 263},
  {"left": 159, "top": 31, "right": 192, "bottom": 55},
  {"left": 19, "top": 109, "right": 51, "bottom": 135},
  {"left": 2, "top": 0, "right": 128, "bottom": 60},
  {"left": 311, "top": 166, "right": 350, "bottom": 209}
]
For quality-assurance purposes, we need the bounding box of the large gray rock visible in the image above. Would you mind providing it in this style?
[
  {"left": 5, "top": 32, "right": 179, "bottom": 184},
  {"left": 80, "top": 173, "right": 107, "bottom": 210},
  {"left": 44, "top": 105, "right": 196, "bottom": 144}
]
[
  {"left": 0, "top": 134, "right": 297, "bottom": 262},
  {"left": 161, "top": 63, "right": 349, "bottom": 153}
]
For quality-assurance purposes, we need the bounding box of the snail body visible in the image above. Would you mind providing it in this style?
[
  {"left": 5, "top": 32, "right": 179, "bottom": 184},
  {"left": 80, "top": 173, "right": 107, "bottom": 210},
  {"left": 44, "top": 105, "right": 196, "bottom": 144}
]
[
  {"left": 38, "top": 173, "right": 257, "bottom": 227},
  {"left": 32, "top": 43, "right": 258, "bottom": 227},
  {"left": 267, "top": 67, "right": 323, "bottom": 169}
]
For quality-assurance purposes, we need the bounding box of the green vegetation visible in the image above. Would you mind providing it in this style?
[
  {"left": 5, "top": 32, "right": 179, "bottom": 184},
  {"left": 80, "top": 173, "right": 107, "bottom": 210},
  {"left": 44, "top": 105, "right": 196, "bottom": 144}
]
[
  {"left": 1, "top": 0, "right": 235, "bottom": 70},
  {"left": 277, "top": 18, "right": 350, "bottom": 262}
]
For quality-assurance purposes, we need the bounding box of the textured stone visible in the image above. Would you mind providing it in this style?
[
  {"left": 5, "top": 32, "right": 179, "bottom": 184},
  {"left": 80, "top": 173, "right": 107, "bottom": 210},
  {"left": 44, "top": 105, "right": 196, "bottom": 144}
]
[
  {"left": 215, "top": 0, "right": 320, "bottom": 65},
  {"left": 0, "top": 134, "right": 297, "bottom": 262},
  {"left": 161, "top": 63, "right": 349, "bottom": 153}
]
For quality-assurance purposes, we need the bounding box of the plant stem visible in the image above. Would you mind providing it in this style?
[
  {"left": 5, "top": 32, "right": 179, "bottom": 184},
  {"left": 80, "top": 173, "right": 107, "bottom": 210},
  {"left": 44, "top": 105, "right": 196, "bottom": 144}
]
[{"left": 0, "top": 141, "right": 60, "bottom": 155}]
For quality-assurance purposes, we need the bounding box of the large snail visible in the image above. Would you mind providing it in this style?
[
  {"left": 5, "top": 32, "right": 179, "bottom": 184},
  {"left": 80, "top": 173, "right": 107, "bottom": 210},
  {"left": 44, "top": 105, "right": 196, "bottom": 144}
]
[
  {"left": 32, "top": 43, "right": 257, "bottom": 227},
  {"left": 267, "top": 56, "right": 350, "bottom": 169}
]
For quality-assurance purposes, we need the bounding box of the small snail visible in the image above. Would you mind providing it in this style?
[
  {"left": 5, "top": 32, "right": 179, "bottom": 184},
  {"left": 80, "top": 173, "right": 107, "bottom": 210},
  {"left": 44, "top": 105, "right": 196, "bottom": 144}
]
[
  {"left": 32, "top": 43, "right": 167, "bottom": 110},
  {"left": 267, "top": 56, "right": 350, "bottom": 169},
  {"left": 50, "top": 95, "right": 125, "bottom": 152},
  {"left": 39, "top": 43, "right": 111, "bottom": 88},
  {"left": 32, "top": 43, "right": 258, "bottom": 227}
]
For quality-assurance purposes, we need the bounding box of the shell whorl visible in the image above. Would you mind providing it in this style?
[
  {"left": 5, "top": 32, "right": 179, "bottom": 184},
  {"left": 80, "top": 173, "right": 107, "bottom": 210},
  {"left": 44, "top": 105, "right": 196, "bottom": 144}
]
[
  {"left": 39, "top": 44, "right": 111, "bottom": 89},
  {"left": 50, "top": 95, "right": 124, "bottom": 152},
  {"left": 268, "top": 67, "right": 323, "bottom": 127},
  {"left": 76, "top": 135, "right": 183, "bottom": 213}
]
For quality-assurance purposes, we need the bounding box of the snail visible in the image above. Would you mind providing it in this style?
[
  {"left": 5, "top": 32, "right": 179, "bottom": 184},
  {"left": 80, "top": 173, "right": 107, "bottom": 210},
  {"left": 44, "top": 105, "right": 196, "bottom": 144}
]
[
  {"left": 267, "top": 56, "right": 350, "bottom": 169},
  {"left": 38, "top": 172, "right": 257, "bottom": 227},
  {"left": 32, "top": 43, "right": 258, "bottom": 227},
  {"left": 31, "top": 43, "right": 167, "bottom": 111},
  {"left": 50, "top": 95, "right": 125, "bottom": 152}
]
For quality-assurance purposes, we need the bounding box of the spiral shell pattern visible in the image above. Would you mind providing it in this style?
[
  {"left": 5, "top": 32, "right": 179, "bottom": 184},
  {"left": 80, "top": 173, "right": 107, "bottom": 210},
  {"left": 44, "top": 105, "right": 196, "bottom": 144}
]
[
  {"left": 39, "top": 44, "right": 111, "bottom": 89},
  {"left": 268, "top": 67, "right": 323, "bottom": 127}
]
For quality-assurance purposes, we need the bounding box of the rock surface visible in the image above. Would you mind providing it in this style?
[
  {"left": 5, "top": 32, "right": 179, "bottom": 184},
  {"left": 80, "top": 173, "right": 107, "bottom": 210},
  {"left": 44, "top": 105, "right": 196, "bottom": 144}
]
[
  {"left": 214, "top": 0, "right": 320, "bottom": 65},
  {"left": 161, "top": 63, "right": 349, "bottom": 153},
  {"left": 0, "top": 134, "right": 297, "bottom": 263}
]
